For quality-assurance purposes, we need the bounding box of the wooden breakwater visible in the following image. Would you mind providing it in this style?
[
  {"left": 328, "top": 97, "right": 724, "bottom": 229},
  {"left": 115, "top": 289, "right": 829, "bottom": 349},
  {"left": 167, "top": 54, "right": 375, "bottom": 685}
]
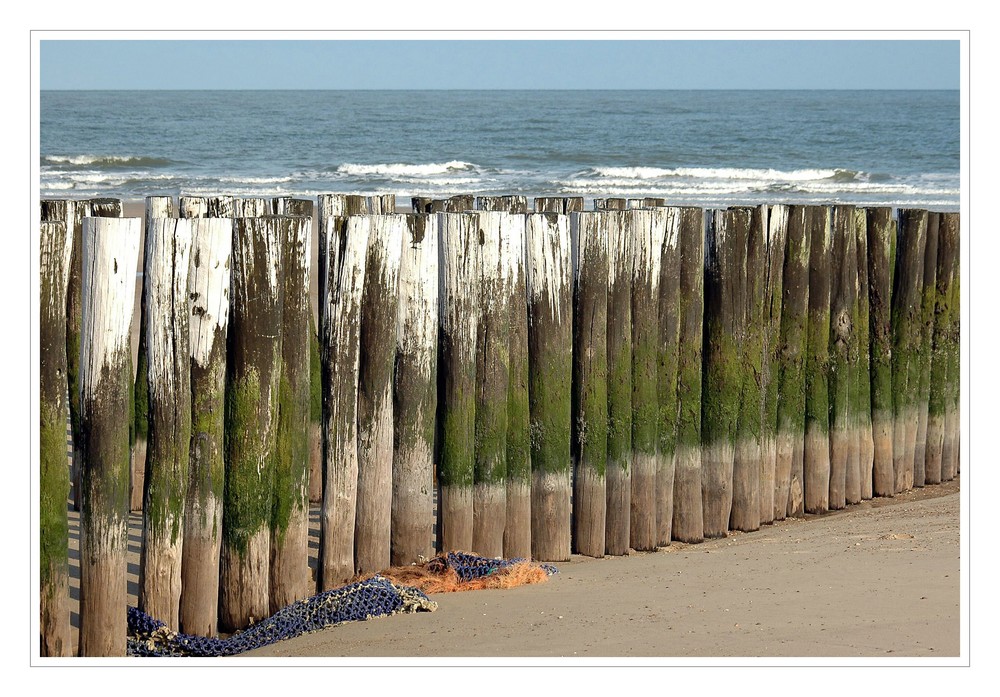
[{"left": 38, "top": 194, "right": 961, "bottom": 656}]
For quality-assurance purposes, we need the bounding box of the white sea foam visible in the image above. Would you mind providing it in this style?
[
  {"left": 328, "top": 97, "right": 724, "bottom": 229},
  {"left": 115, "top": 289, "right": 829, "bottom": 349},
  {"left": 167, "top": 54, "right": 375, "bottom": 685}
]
[
  {"left": 43, "top": 154, "right": 173, "bottom": 167},
  {"left": 586, "top": 166, "right": 849, "bottom": 182},
  {"left": 337, "top": 161, "right": 476, "bottom": 177}
]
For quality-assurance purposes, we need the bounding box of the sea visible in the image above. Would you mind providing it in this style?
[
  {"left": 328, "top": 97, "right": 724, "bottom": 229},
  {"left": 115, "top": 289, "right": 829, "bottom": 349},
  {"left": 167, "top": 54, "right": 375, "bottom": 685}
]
[{"left": 39, "top": 90, "right": 960, "bottom": 210}]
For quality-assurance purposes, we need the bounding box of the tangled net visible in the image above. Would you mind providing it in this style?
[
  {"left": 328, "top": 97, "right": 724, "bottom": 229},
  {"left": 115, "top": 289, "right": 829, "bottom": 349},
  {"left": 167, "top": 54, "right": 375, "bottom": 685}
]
[{"left": 127, "top": 552, "right": 558, "bottom": 657}]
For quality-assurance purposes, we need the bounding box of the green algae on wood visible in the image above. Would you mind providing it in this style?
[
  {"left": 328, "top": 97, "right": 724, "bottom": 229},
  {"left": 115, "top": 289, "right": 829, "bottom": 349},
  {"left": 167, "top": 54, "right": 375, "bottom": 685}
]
[
  {"left": 914, "top": 212, "right": 940, "bottom": 488},
  {"left": 393, "top": 214, "right": 439, "bottom": 565},
  {"left": 774, "top": 206, "right": 811, "bottom": 519},
  {"left": 760, "top": 205, "right": 787, "bottom": 523},
  {"left": 219, "top": 216, "right": 284, "bottom": 633},
  {"left": 701, "top": 208, "right": 748, "bottom": 537},
  {"left": 629, "top": 208, "right": 664, "bottom": 550},
  {"left": 438, "top": 212, "right": 480, "bottom": 553},
  {"left": 78, "top": 216, "right": 141, "bottom": 656},
  {"left": 570, "top": 211, "right": 609, "bottom": 558},
  {"left": 890, "top": 209, "right": 928, "bottom": 493},
  {"left": 180, "top": 217, "right": 232, "bottom": 637},
  {"left": 866, "top": 208, "right": 896, "bottom": 497},
  {"left": 672, "top": 207, "right": 706, "bottom": 543},
  {"left": 853, "top": 209, "right": 875, "bottom": 499},
  {"left": 656, "top": 208, "right": 681, "bottom": 544},
  {"left": 525, "top": 212, "right": 573, "bottom": 562},
  {"left": 473, "top": 211, "right": 513, "bottom": 558},
  {"left": 938, "top": 213, "right": 961, "bottom": 481},
  {"left": 605, "top": 210, "right": 633, "bottom": 554},
  {"left": 138, "top": 217, "right": 192, "bottom": 630},
  {"left": 926, "top": 213, "right": 959, "bottom": 485},
  {"left": 40, "top": 219, "right": 72, "bottom": 656},
  {"left": 270, "top": 215, "right": 313, "bottom": 611}
]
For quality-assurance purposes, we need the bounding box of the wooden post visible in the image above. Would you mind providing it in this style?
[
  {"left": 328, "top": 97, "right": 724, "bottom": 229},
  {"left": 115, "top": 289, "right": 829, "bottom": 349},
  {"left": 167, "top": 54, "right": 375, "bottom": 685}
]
[
  {"left": 672, "top": 207, "right": 706, "bottom": 543},
  {"left": 370, "top": 194, "right": 397, "bottom": 214},
  {"left": 535, "top": 197, "right": 583, "bottom": 214},
  {"left": 504, "top": 214, "right": 532, "bottom": 560},
  {"left": 137, "top": 217, "right": 192, "bottom": 629},
  {"left": 309, "top": 316, "right": 323, "bottom": 505},
  {"left": 867, "top": 208, "right": 896, "bottom": 497},
  {"left": 643, "top": 198, "right": 666, "bottom": 208},
  {"left": 473, "top": 211, "right": 512, "bottom": 558},
  {"left": 319, "top": 215, "right": 368, "bottom": 589},
  {"left": 180, "top": 217, "right": 232, "bottom": 637},
  {"left": 67, "top": 200, "right": 122, "bottom": 511},
  {"left": 413, "top": 195, "right": 474, "bottom": 213},
  {"left": 853, "top": 209, "right": 875, "bottom": 499},
  {"left": 270, "top": 215, "right": 312, "bottom": 612},
  {"left": 605, "top": 210, "right": 632, "bottom": 555},
  {"left": 78, "top": 216, "right": 141, "bottom": 656},
  {"left": 940, "top": 213, "right": 961, "bottom": 481},
  {"left": 179, "top": 196, "right": 208, "bottom": 219},
  {"left": 235, "top": 197, "right": 271, "bottom": 218},
  {"left": 760, "top": 205, "right": 787, "bottom": 524},
  {"left": 392, "top": 214, "right": 438, "bottom": 566},
  {"left": 570, "top": 211, "right": 609, "bottom": 557},
  {"left": 595, "top": 198, "right": 627, "bottom": 211},
  {"left": 927, "top": 213, "right": 959, "bottom": 485},
  {"left": 914, "top": 213, "right": 940, "bottom": 487},
  {"left": 891, "top": 209, "right": 928, "bottom": 493},
  {"left": 438, "top": 212, "right": 479, "bottom": 553},
  {"left": 629, "top": 209, "right": 663, "bottom": 550},
  {"left": 827, "top": 206, "right": 860, "bottom": 509},
  {"left": 476, "top": 195, "right": 528, "bottom": 213},
  {"left": 701, "top": 209, "right": 747, "bottom": 537},
  {"left": 656, "top": 209, "right": 681, "bottom": 544},
  {"left": 219, "top": 216, "right": 284, "bottom": 633},
  {"left": 526, "top": 212, "right": 573, "bottom": 562},
  {"left": 731, "top": 206, "right": 767, "bottom": 533},
  {"left": 774, "top": 206, "right": 811, "bottom": 519},
  {"left": 272, "top": 196, "right": 314, "bottom": 218},
  {"left": 803, "top": 206, "right": 833, "bottom": 514},
  {"left": 355, "top": 215, "right": 403, "bottom": 574},
  {"left": 132, "top": 196, "right": 176, "bottom": 513},
  {"left": 40, "top": 219, "right": 72, "bottom": 656}
]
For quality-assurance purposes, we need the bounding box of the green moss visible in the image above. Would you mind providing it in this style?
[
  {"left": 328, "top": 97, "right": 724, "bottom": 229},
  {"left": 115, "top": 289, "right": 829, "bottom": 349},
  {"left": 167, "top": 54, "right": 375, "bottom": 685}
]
[
  {"left": 804, "top": 309, "right": 832, "bottom": 433},
  {"left": 529, "top": 344, "right": 572, "bottom": 476},
  {"left": 223, "top": 368, "right": 276, "bottom": 557},
  {"left": 607, "top": 336, "right": 633, "bottom": 464},
  {"left": 40, "top": 404, "right": 69, "bottom": 585},
  {"left": 440, "top": 391, "right": 476, "bottom": 488},
  {"left": 505, "top": 371, "right": 531, "bottom": 484},
  {"left": 577, "top": 348, "right": 608, "bottom": 477},
  {"left": 66, "top": 329, "right": 81, "bottom": 444},
  {"left": 632, "top": 333, "right": 659, "bottom": 454},
  {"left": 702, "top": 329, "right": 743, "bottom": 445},
  {"left": 675, "top": 338, "right": 703, "bottom": 448},
  {"left": 271, "top": 369, "right": 309, "bottom": 546},
  {"left": 189, "top": 360, "right": 226, "bottom": 526}
]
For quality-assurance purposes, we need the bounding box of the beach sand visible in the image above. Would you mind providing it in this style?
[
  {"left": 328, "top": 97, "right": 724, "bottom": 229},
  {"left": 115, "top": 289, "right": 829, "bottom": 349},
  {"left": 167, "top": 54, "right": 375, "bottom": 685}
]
[{"left": 63, "top": 476, "right": 959, "bottom": 658}]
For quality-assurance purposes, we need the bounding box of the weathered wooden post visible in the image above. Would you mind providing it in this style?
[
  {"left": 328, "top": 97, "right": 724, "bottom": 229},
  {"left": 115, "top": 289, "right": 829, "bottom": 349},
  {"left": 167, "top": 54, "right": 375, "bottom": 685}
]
[
  {"left": 414, "top": 195, "right": 474, "bottom": 213},
  {"left": 701, "top": 208, "right": 746, "bottom": 537},
  {"left": 570, "top": 211, "right": 609, "bottom": 557},
  {"left": 827, "top": 206, "right": 860, "bottom": 509},
  {"left": 595, "top": 198, "right": 627, "bottom": 211},
  {"left": 927, "top": 213, "right": 959, "bottom": 485},
  {"left": 67, "top": 200, "right": 122, "bottom": 511},
  {"left": 760, "top": 205, "right": 787, "bottom": 524},
  {"left": 656, "top": 209, "right": 681, "bottom": 544},
  {"left": 774, "top": 206, "right": 811, "bottom": 519},
  {"left": 40, "top": 219, "right": 72, "bottom": 656},
  {"left": 270, "top": 215, "right": 312, "bottom": 611},
  {"left": 504, "top": 214, "right": 532, "bottom": 560},
  {"left": 643, "top": 198, "right": 666, "bottom": 208},
  {"left": 309, "top": 319, "right": 322, "bottom": 504},
  {"left": 914, "top": 213, "right": 940, "bottom": 488},
  {"left": 526, "top": 212, "right": 573, "bottom": 562},
  {"left": 235, "top": 197, "right": 271, "bottom": 218},
  {"left": 132, "top": 196, "right": 176, "bottom": 513},
  {"left": 272, "top": 196, "right": 314, "bottom": 218},
  {"left": 355, "top": 215, "right": 403, "bottom": 574},
  {"left": 473, "top": 211, "right": 513, "bottom": 558},
  {"left": 219, "top": 216, "right": 284, "bottom": 633},
  {"left": 853, "top": 209, "right": 875, "bottom": 499},
  {"left": 535, "top": 197, "right": 583, "bottom": 214},
  {"left": 179, "top": 217, "right": 232, "bottom": 637},
  {"left": 731, "top": 206, "right": 767, "bottom": 533},
  {"left": 371, "top": 194, "right": 396, "bottom": 214},
  {"left": 803, "top": 206, "right": 833, "bottom": 514},
  {"left": 605, "top": 210, "right": 633, "bottom": 554},
  {"left": 319, "top": 215, "right": 368, "bottom": 589},
  {"left": 940, "top": 213, "right": 961, "bottom": 481},
  {"left": 438, "top": 212, "right": 479, "bottom": 553},
  {"left": 867, "top": 208, "right": 896, "bottom": 497},
  {"left": 179, "top": 196, "right": 208, "bottom": 219},
  {"left": 629, "top": 208, "right": 663, "bottom": 550},
  {"left": 476, "top": 195, "right": 528, "bottom": 213},
  {"left": 891, "top": 209, "right": 928, "bottom": 493},
  {"left": 393, "top": 214, "right": 438, "bottom": 566},
  {"left": 672, "top": 207, "right": 706, "bottom": 543},
  {"left": 138, "top": 217, "right": 192, "bottom": 629},
  {"left": 78, "top": 215, "right": 141, "bottom": 656}
]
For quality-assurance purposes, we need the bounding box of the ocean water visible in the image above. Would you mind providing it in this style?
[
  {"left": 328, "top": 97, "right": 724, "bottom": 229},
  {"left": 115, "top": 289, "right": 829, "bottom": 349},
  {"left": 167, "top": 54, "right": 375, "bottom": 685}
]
[{"left": 39, "top": 90, "right": 960, "bottom": 209}]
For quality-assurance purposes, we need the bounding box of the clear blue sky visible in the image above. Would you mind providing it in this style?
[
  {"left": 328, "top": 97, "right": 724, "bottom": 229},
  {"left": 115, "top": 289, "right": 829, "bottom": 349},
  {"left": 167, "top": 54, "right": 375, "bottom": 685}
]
[{"left": 39, "top": 39, "right": 959, "bottom": 90}]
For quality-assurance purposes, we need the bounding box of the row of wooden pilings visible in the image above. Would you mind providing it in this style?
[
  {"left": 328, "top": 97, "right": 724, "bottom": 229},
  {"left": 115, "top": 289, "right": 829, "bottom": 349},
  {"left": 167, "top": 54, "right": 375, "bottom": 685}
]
[{"left": 38, "top": 193, "right": 961, "bottom": 657}]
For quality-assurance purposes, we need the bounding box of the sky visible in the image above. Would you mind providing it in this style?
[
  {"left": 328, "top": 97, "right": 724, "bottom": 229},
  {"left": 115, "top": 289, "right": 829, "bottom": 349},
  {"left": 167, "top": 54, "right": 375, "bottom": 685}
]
[{"left": 38, "top": 39, "right": 960, "bottom": 90}]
